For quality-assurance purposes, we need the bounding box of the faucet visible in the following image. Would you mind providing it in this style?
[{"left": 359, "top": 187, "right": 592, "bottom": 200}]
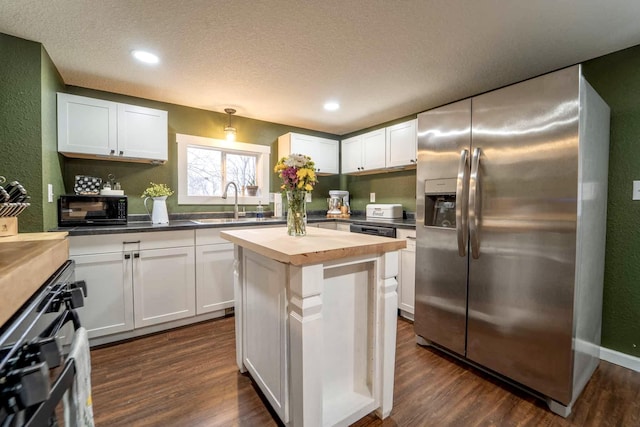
[{"left": 222, "top": 181, "right": 239, "bottom": 219}]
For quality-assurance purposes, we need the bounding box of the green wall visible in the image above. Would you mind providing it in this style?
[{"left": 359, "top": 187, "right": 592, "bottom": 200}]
[
  {"left": 41, "top": 47, "right": 66, "bottom": 230},
  {"left": 0, "top": 34, "right": 42, "bottom": 232},
  {"left": 63, "top": 86, "right": 340, "bottom": 215},
  {"left": 583, "top": 46, "right": 640, "bottom": 357}
]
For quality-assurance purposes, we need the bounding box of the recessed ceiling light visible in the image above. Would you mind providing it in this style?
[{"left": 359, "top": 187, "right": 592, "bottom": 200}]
[
  {"left": 324, "top": 101, "right": 340, "bottom": 111},
  {"left": 131, "top": 50, "right": 159, "bottom": 64}
]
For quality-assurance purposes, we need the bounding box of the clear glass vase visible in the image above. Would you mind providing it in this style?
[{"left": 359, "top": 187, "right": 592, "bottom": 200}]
[{"left": 286, "top": 191, "right": 307, "bottom": 236}]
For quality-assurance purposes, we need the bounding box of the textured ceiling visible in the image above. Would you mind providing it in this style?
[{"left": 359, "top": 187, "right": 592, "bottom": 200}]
[{"left": 1, "top": 1, "right": 640, "bottom": 135}]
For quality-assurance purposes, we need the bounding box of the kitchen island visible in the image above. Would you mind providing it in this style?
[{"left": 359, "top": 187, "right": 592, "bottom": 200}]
[{"left": 220, "top": 226, "right": 405, "bottom": 427}]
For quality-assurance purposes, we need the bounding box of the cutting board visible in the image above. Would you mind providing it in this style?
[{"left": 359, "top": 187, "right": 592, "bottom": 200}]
[{"left": 0, "top": 233, "right": 69, "bottom": 326}]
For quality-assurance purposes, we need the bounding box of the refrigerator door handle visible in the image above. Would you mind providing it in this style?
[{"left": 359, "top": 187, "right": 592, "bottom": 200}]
[
  {"left": 469, "top": 147, "right": 481, "bottom": 259},
  {"left": 456, "top": 149, "right": 470, "bottom": 257}
]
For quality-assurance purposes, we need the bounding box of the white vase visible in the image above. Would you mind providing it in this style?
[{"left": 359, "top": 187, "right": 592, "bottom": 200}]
[{"left": 144, "top": 196, "right": 169, "bottom": 224}]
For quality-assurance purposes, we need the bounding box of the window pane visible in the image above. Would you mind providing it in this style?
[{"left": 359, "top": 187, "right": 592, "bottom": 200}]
[
  {"left": 226, "top": 153, "right": 257, "bottom": 187},
  {"left": 187, "top": 146, "right": 222, "bottom": 196}
]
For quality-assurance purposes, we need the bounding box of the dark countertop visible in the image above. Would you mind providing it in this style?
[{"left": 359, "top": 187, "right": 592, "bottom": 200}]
[{"left": 52, "top": 214, "right": 416, "bottom": 236}]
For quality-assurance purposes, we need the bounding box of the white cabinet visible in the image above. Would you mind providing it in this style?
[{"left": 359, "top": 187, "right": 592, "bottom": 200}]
[
  {"left": 72, "top": 252, "right": 134, "bottom": 339},
  {"left": 396, "top": 229, "right": 416, "bottom": 319},
  {"left": 314, "top": 222, "right": 337, "bottom": 230},
  {"left": 341, "top": 129, "right": 386, "bottom": 173},
  {"left": 195, "top": 225, "right": 282, "bottom": 316},
  {"left": 57, "top": 92, "right": 168, "bottom": 163},
  {"left": 195, "top": 228, "right": 236, "bottom": 315},
  {"left": 69, "top": 230, "right": 196, "bottom": 340},
  {"left": 278, "top": 132, "right": 339, "bottom": 175},
  {"left": 133, "top": 246, "right": 196, "bottom": 328},
  {"left": 336, "top": 222, "right": 351, "bottom": 232},
  {"left": 386, "top": 119, "right": 417, "bottom": 168}
]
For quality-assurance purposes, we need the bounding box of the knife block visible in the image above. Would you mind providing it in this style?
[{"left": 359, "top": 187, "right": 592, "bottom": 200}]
[{"left": 0, "top": 217, "right": 18, "bottom": 237}]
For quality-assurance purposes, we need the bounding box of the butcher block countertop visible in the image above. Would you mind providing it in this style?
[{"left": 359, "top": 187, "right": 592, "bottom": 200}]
[
  {"left": 0, "top": 232, "right": 69, "bottom": 326},
  {"left": 220, "top": 226, "right": 405, "bottom": 266}
]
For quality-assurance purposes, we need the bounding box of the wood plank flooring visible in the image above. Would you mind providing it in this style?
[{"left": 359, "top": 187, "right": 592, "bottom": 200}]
[{"left": 90, "top": 316, "right": 640, "bottom": 426}]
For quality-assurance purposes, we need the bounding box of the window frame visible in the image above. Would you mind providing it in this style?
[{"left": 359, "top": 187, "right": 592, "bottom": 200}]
[{"left": 176, "top": 133, "right": 270, "bottom": 205}]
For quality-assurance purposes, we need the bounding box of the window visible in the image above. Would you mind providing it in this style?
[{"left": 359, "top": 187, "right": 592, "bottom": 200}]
[{"left": 176, "top": 133, "right": 270, "bottom": 205}]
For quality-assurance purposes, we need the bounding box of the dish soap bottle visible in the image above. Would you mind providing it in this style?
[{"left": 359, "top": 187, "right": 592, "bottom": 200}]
[{"left": 256, "top": 201, "right": 264, "bottom": 221}]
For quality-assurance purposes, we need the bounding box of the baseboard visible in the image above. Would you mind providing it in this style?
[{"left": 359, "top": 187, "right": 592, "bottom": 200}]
[{"left": 600, "top": 346, "right": 640, "bottom": 372}]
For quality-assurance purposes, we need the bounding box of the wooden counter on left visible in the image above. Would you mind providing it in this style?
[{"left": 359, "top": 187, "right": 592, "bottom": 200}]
[{"left": 0, "top": 232, "right": 69, "bottom": 326}]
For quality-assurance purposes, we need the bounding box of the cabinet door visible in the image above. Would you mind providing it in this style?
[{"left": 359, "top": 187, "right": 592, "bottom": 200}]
[
  {"left": 291, "top": 134, "right": 339, "bottom": 174},
  {"left": 195, "top": 243, "right": 235, "bottom": 315},
  {"left": 362, "top": 129, "right": 386, "bottom": 171},
  {"left": 341, "top": 136, "right": 362, "bottom": 173},
  {"left": 57, "top": 93, "right": 117, "bottom": 156},
  {"left": 117, "top": 103, "right": 168, "bottom": 162},
  {"left": 386, "top": 119, "right": 417, "bottom": 168},
  {"left": 133, "top": 246, "right": 196, "bottom": 328},
  {"left": 72, "top": 252, "right": 134, "bottom": 338},
  {"left": 399, "top": 241, "right": 416, "bottom": 317}
]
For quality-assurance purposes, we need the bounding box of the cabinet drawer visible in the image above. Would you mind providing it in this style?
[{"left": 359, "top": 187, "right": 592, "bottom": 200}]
[
  {"left": 70, "top": 230, "right": 195, "bottom": 255},
  {"left": 196, "top": 225, "right": 282, "bottom": 245},
  {"left": 396, "top": 229, "right": 416, "bottom": 240}
]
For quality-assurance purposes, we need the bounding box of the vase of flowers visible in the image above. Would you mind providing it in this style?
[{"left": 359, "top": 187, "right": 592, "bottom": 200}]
[
  {"left": 141, "top": 182, "right": 174, "bottom": 224},
  {"left": 274, "top": 154, "right": 318, "bottom": 236}
]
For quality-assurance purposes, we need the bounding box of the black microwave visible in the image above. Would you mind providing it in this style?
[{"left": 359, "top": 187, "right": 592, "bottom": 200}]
[{"left": 58, "top": 194, "right": 128, "bottom": 226}]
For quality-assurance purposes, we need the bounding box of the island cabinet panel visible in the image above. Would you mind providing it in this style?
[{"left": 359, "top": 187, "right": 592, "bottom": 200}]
[
  {"left": 226, "top": 227, "right": 402, "bottom": 427},
  {"left": 241, "top": 250, "right": 289, "bottom": 423}
]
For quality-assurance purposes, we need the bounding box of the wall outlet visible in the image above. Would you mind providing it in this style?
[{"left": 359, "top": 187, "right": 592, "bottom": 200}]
[
  {"left": 370, "top": 192, "right": 376, "bottom": 203},
  {"left": 47, "top": 184, "right": 54, "bottom": 203},
  {"left": 633, "top": 181, "right": 640, "bottom": 200}
]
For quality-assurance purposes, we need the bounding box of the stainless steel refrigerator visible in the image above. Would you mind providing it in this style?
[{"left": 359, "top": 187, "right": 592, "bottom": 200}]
[{"left": 414, "top": 65, "right": 610, "bottom": 417}]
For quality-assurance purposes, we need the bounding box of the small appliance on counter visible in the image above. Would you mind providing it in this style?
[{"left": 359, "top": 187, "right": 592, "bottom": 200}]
[
  {"left": 365, "top": 203, "right": 403, "bottom": 219},
  {"left": 58, "top": 194, "right": 127, "bottom": 226},
  {"left": 327, "top": 190, "right": 350, "bottom": 218}
]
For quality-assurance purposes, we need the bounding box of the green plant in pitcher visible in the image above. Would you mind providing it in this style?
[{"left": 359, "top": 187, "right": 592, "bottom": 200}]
[{"left": 141, "top": 182, "right": 174, "bottom": 198}]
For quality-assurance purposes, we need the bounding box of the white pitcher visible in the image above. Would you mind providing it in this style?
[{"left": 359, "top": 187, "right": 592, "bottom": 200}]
[{"left": 144, "top": 196, "right": 169, "bottom": 224}]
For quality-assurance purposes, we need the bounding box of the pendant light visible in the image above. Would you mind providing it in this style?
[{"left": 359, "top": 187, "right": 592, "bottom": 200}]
[{"left": 224, "top": 108, "right": 237, "bottom": 141}]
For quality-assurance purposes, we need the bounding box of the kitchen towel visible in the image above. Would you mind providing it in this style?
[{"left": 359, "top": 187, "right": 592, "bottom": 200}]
[{"left": 63, "top": 327, "right": 95, "bottom": 427}]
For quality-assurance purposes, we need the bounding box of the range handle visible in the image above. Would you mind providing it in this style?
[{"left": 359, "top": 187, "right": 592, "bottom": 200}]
[
  {"left": 456, "top": 149, "right": 470, "bottom": 257},
  {"left": 469, "top": 147, "right": 481, "bottom": 259}
]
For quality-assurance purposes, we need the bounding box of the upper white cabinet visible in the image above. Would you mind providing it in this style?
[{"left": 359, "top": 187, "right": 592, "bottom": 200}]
[
  {"left": 342, "top": 119, "right": 417, "bottom": 174},
  {"left": 278, "top": 132, "right": 339, "bottom": 175},
  {"left": 341, "top": 128, "right": 386, "bottom": 173},
  {"left": 386, "top": 119, "right": 417, "bottom": 168},
  {"left": 57, "top": 92, "right": 168, "bottom": 163}
]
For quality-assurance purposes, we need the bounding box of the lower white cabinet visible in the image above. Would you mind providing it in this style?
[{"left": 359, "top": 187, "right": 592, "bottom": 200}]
[
  {"left": 396, "top": 229, "right": 416, "bottom": 319},
  {"left": 73, "top": 252, "right": 134, "bottom": 338},
  {"left": 195, "top": 242, "right": 235, "bottom": 315},
  {"left": 195, "top": 225, "right": 282, "bottom": 316},
  {"left": 336, "top": 222, "right": 351, "bottom": 232},
  {"left": 133, "top": 246, "right": 196, "bottom": 328},
  {"left": 69, "top": 230, "right": 196, "bottom": 340}
]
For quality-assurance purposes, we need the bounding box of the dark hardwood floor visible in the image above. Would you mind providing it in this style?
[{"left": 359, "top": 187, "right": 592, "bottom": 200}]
[{"left": 90, "top": 316, "right": 640, "bottom": 426}]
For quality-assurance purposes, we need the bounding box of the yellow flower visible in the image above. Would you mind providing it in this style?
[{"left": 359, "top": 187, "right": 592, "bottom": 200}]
[
  {"left": 296, "top": 168, "right": 308, "bottom": 180},
  {"left": 305, "top": 184, "right": 313, "bottom": 191},
  {"left": 297, "top": 181, "right": 304, "bottom": 189}
]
